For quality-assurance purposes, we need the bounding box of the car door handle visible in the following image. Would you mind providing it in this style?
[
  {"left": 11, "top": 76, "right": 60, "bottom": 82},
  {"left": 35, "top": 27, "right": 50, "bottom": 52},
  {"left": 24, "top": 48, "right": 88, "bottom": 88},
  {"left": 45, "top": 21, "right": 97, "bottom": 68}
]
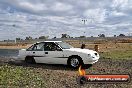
[
  {"left": 45, "top": 52, "right": 48, "bottom": 54},
  {"left": 33, "top": 52, "right": 35, "bottom": 54}
]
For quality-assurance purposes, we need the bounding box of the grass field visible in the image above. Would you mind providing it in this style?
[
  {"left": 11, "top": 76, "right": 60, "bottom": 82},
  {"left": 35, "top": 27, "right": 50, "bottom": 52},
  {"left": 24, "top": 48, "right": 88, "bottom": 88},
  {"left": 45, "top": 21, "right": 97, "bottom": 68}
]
[
  {"left": 0, "top": 59, "right": 78, "bottom": 88},
  {"left": 97, "top": 43, "right": 132, "bottom": 59},
  {"left": 0, "top": 57, "right": 131, "bottom": 88},
  {"left": 0, "top": 65, "right": 46, "bottom": 87},
  {"left": 100, "top": 50, "right": 132, "bottom": 60}
]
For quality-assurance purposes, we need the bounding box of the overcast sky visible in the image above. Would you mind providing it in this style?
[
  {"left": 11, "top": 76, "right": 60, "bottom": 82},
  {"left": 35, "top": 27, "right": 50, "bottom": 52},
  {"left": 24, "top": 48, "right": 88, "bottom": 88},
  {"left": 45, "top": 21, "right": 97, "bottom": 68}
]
[{"left": 0, "top": 0, "right": 132, "bottom": 40}]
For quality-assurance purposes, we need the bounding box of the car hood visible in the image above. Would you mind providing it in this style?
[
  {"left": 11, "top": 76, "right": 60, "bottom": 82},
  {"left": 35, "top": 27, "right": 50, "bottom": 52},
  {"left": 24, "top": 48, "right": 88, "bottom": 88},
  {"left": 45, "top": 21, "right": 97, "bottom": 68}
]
[{"left": 64, "top": 48, "right": 97, "bottom": 54}]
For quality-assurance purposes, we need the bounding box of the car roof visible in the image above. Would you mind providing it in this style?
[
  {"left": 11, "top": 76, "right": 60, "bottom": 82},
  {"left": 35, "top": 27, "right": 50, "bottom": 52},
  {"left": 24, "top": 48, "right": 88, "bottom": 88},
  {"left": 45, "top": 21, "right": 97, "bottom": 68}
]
[
  {"left": 44, "top": 41, "right": 62, "bottom": 42},
  {"left": 36, "top": 41, "right": 62, "bottom": 43}
]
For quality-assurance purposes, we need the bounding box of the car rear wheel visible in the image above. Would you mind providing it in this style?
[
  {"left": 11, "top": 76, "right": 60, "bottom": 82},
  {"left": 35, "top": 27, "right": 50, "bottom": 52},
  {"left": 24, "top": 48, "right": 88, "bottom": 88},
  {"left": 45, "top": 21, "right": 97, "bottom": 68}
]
[
  {"left": 25, "top": 56, "right": 36, "bottom": 64},
  {"left": 68, "top": 56, "right": 83, "bottom": 68}
]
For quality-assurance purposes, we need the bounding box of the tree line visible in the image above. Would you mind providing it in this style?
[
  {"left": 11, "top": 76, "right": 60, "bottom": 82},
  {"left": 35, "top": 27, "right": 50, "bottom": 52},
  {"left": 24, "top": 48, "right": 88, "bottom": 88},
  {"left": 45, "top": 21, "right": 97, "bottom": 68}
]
[
  {"left": 15, "top": 33, "right": 127, "bottom": 41},
  {"left": 16, "top": 36, "right": 49, "bottom": 41}
]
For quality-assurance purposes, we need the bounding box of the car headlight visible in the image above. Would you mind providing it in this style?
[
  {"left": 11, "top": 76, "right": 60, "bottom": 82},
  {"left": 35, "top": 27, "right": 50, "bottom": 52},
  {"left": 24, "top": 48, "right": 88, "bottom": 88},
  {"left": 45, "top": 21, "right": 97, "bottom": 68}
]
[{"left": 88, "top": 54, "right": 91, "bottom": 57}]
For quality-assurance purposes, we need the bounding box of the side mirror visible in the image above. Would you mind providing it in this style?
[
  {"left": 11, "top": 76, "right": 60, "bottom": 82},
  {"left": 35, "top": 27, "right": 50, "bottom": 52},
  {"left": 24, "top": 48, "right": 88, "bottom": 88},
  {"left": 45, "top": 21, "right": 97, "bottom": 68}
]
[{"left": 56, "top": 47, "right": 62, "bottom": 51}]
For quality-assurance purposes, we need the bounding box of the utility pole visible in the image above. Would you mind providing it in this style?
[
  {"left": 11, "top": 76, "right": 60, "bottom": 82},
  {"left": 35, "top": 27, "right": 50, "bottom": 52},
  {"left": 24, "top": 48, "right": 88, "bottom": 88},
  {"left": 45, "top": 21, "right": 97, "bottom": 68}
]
[
  {"left": 15, "top": 38, "right": 16, "bottom": 44},
  {"left": 82, "top": 19, "right": 87, "bottom": 37}
]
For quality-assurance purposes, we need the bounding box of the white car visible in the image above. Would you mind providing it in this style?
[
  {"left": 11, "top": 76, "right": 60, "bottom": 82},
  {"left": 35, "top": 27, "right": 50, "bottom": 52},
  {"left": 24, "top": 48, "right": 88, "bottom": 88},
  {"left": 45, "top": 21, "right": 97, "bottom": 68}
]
[{"left": 18, "top": 41, "right": 99, "bottom": 68}]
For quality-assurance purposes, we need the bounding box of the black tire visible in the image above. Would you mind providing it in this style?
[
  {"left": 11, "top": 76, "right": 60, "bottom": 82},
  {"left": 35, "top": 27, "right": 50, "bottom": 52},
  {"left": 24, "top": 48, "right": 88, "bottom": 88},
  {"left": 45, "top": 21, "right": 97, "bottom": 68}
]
[
  {"left": 77, "top": 76, "right": 87, "bottom": 86},
  {"left": 25, "top": 56, "right": 36, "bottom": 64},
  {"left": 68, "top": 56, "right": 83, "bottom": 68}
]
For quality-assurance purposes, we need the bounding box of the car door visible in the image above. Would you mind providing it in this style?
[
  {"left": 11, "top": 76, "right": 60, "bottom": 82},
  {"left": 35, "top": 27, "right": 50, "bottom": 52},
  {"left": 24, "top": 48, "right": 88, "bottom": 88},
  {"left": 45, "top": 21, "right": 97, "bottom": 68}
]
[
  {"left": 44, "top": 42, "right": 66, "bottom": 64},
  {"left": 26, "top": 42, "right": 46, "bottom": 63}
]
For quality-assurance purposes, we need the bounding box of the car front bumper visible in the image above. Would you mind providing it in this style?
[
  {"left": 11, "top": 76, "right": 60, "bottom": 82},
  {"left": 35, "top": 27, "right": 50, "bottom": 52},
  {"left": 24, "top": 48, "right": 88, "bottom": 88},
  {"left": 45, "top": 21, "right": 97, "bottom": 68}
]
[{"left": 83, "top": 56, "right": 99, "bottom": 64}]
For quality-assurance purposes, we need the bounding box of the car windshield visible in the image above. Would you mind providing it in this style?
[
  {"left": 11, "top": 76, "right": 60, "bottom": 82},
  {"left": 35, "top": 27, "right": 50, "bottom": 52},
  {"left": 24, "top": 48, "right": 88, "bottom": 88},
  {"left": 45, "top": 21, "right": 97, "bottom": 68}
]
[{"left": 57, "top": 42, "right": 73, "bottom": 49}]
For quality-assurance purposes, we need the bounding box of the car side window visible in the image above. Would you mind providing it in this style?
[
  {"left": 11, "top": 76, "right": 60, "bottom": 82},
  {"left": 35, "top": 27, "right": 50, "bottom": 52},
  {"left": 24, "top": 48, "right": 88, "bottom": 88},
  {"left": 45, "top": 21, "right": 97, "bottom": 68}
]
[
  {"left": 27, "top": 43, "right": 44, "bottom": 51},
  {"left": 33, "top": 43, "right": 44, "bottom": 51},
  {"left": 44, "top": 42, "right": 62, "bottom": 51}
]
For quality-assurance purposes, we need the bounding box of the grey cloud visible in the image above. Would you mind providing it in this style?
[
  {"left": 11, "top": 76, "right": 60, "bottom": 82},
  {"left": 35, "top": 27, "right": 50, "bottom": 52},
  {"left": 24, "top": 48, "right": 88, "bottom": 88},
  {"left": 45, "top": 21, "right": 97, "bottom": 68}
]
[{"left": 0, "top": 0, "right": 132, "bottom": 40}]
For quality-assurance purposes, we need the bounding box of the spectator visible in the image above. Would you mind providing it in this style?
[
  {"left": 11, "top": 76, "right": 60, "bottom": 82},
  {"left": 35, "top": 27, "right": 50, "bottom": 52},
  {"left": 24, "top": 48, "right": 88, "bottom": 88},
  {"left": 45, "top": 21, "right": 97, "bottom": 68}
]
[{"left": 81, "top": 44, "right": 85, "bottom": 49}]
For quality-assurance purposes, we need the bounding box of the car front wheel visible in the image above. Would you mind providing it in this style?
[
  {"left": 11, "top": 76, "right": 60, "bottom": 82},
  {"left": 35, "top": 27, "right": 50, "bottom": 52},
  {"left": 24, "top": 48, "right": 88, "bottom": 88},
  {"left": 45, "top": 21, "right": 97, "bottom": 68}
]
[{"left": 68, "top": 56, "right": 83, "bottom": 68}]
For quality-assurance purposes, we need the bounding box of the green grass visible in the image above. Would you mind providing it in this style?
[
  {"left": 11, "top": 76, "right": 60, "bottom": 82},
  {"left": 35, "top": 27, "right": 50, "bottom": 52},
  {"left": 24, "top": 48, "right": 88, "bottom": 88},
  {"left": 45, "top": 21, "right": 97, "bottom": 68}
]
[
  {"left": 100, "top": 50, "right": 132, "bottom": 59},
  {"left": 0, "top": 65, "right": 46, "bottom": 87}
]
